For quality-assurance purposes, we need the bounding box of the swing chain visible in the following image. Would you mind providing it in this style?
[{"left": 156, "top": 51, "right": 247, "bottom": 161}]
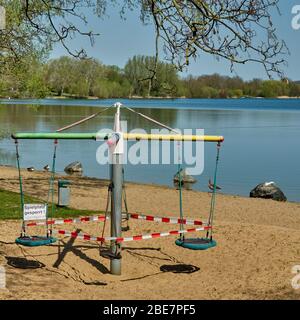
[
  {"left": 206, "top": 141, "right": 222, "bottom": 240},
  {"left": 14, "top": 139, "right": 26, "bottom": 237},
  {"left": 46, "top": 139, "right": 58, "bottom": 237}
]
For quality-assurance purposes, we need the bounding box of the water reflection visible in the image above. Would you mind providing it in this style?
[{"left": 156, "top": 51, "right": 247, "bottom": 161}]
[{"left": 0, "top": 148, "right": 16, "bottom": 166}]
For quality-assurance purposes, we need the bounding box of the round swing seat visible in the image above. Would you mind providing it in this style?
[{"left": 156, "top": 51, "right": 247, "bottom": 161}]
[
  {"left": 15, "top": 236, "right": 57, "bottom": 247},
  {"left": 175, "top": 237, "right": 217, "bottom": 250}
]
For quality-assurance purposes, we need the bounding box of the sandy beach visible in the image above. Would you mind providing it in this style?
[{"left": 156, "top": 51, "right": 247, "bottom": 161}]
[{"left": 0, "top": 165, "right": 299, "bottom": 300}]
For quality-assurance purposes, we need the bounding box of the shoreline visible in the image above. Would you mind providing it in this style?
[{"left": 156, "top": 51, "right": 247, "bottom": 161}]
[
  {"left": 1, "top": 96, "right": 300, "bottom": 101},
  {"left": 0, "top": 165, "right": 299, "bottom": 219},
  {"left": 1, "top": 165, "right": 298, "bottom": 204}
]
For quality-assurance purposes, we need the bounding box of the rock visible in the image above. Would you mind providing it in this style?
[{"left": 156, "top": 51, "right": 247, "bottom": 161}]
[
  {"left": 250, "top": 182, "right": 287, "bottom": 202},
  {"left": 173, "top": 168, "right": 197, "bottom": 184},
  {"left": 64, "top": 161, "right": 83, "bottom": 173}
]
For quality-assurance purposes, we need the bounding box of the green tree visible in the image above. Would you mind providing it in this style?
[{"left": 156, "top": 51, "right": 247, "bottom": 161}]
[
  {"left": 22, "top": 60, "right": 49, "bottom": 98},
  {"left": 45, "top": 56, "right": 131, "bottom": 98},
  {"left": 260, "top": 80, "right": 289, "bottom": 98},
  {"left": 0, "top": 56, "right": 48, "bottom": 98},
  {"left": 288, "top": 82, "right": 300, "bottom": 97},
  {"left": 124, "top": 55, "right": 179, "bottom": 97},
  {"left": 45, "top": 57, "right": 75, "bottom": 96}
]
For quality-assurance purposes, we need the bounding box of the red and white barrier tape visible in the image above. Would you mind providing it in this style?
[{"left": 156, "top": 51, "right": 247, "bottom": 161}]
[
  {"left": 52, "top": 226, "right": 211, "bottom": 243},
  {"left": 26, "top": 213, "right": 204, "bottom": 227},
  {"left": 129, "top": 213, "right": 204, "bottom": 226},
  {"left": 25, "top": 215, "right": 107, "bottom": 227}
]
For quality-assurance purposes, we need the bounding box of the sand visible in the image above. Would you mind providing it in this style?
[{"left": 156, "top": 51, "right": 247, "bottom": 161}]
[{"left": 0, "top": 166, "right": 299, "bottom": 300}]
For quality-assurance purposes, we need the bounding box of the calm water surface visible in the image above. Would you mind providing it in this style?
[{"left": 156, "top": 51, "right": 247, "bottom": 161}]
[{"left": 0, "top": 98, "right": 300, "bottom": 202}]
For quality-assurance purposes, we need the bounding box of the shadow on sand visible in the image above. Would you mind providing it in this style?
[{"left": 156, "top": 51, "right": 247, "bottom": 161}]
[
  {"left": 6, "top": 256, "right": 45, "bottom": 269},
  {"left": 53, "top": 228, "right": 110, "bottom": 275},
  {"left": 121, "top": 246, "right": 200, "bottom": 282}
]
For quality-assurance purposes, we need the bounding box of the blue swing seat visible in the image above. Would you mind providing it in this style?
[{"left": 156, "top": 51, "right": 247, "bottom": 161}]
[
  {"left": 175, "top": 237, "right": 217, "bottom": 250},
  {"left": 15, "top": 236, "right": 57, "bottom": 247}
]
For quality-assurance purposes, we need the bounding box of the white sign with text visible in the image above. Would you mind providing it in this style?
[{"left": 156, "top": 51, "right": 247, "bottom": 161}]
[{"left": 23, "top": 204, "right": 47, "bottom": 221}]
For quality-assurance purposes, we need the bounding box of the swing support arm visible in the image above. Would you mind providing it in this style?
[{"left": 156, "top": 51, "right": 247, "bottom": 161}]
[{"left": 12, "top": 132, "right": 224, "bottom": 142}]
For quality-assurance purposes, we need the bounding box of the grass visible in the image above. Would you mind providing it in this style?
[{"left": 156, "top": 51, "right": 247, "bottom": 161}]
[{"left": 0, "top": 188, "right": 100, "bottom": 220}]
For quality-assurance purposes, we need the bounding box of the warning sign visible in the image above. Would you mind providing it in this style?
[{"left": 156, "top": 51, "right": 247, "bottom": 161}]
[{"left": 23, "top": 204, "right": 47, "bottom": 221}]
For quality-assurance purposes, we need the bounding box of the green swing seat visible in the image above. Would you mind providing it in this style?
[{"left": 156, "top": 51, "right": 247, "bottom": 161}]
[
  {"left": 15, "top": 236, "right": 57, "bottom": 247},
  {"left": 175, "top": 237, "right": 217, "bottom": 250}
]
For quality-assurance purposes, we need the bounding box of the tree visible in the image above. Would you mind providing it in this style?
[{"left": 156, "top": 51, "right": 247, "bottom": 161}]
[
  {"left": 46, "top": 56, "right": 75, "bottom": 96},
  {"left": 124, "top": 55, "right": 179, "bottom": 97},
  {"left": 0, "top": 55, "right": 48, "bottom": 98},
  {"left": 0, "top": 1, "right": 101, "bottom": 62},
  {"left": 260, "top": 80, "right": 289, "bottom": 98},
  {"left": 0, "top": 1, "right": 288, "bottom": 79},
  {"left": 21, "top": 59, "right": 49, "bottom": 98},
  {"left": 45, "top": 56, "right": 131, "bottom": 98},
  {"left": 288, "top": 82, "right": 300, "bottom": 97},
  {"left": 141, "top": 0, "right": 288, "bottom": 77}
]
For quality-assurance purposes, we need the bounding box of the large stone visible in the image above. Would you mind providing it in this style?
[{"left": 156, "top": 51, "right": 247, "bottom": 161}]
[
  {"left": 250, "top": 182, "right": 287, "bottom": 202},
  {"left": 173, "top": 168, "right": 197, "bottom": 184},
  {"left": 64, "top": 161, "right": 83, "bottom": 173}
]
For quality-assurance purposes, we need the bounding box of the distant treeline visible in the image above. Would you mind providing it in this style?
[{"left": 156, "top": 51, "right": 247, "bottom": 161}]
[{"left": 1, "top": 55, "right": 300, "bottom": 99}]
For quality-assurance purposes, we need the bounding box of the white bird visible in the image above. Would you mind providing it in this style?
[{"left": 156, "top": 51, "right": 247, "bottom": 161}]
[
  {"left": 27, "top": 167, "right": 35, "bottom": 172},
  {"left": 43, "top": 165, "right": 50, "bottom": 171},
  {"left": 264, "top": 181, "right": 275, "bottom": 186}
]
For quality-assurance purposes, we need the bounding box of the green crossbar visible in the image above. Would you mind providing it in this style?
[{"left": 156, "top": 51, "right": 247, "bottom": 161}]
[{"left": 11, "top": 132, "right": 110, "bottom": 140}]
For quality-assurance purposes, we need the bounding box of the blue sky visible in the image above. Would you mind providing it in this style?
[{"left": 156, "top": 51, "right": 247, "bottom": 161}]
[{"left": 50, "top": 1, "right": 300, "bottom": 81}]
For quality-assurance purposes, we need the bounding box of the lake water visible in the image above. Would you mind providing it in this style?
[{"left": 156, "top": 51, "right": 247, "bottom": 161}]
[{"left": 0, "top": 98, "right": 300, "bottom": 202}]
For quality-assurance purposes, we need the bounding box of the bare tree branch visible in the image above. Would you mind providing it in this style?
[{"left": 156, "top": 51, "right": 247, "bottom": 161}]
[
  {"left": 140, "top": 0, "right": 288, "bottom": 78},
  {"left": 0, "top": 0, "right": 289, "bottom": 78}
]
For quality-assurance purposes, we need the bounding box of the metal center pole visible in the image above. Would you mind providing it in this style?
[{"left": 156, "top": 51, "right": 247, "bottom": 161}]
[{"left": 110, "top": 103, "right": 123, "bottom": 275}]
